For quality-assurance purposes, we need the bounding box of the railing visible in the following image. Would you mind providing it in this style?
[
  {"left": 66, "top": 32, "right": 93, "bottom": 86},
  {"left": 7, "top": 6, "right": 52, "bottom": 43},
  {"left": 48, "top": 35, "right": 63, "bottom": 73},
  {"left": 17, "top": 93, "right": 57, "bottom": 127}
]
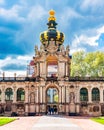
[
  {"left": 69, "top": 76, "right": 104, "bottom": 81},
  {"left": 46, "top": 77, "right": 58, "bottom": 81},
  {"left": 0, "top": 77, "right": 36, "bottom": 82},
  {"left": 0, "top": 76, "right": 104, "bottom": 82}
]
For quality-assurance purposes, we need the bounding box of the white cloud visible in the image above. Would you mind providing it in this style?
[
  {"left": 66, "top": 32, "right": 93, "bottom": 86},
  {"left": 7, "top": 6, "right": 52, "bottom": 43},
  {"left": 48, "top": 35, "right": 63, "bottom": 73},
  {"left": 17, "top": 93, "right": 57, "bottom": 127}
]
[
  {"left": 97, "top": 26, "right": 104, "bottom": 34},
  {"left": 0, "top": 5, "right": 25, "bottom": 21},
  {"left": 27, "top": 5, "right": 47, "bottom": 21},
  {"left": 17, "top": 55, "right": 32, "bottom": 61},
  {"left": 0, "top": 55, "right": 33, "bottom": 76},
  {"left": 70, "top": 25, "right": 104, "bottom": 53},
  {"left": 59, "top": 7, "right": 83, "bottom": 27},
  {"left": 81, "top": 0, "right": 104, "bottom": 11},
  {"left": 0, "top": 71, "right": 26, "bottom": 77},
  {"left": 0, "top": 55, "right": 32, "bottom": 67},
  {"left": 70, "top": 48, "right": 86, "bottom": 54}
]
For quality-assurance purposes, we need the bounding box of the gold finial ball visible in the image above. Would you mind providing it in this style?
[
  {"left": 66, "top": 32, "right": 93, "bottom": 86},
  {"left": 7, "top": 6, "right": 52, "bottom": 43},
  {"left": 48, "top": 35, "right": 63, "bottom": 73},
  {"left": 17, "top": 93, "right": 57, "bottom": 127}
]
[{"left": 49, "top": 10, "right": 55, "bottom": 16}]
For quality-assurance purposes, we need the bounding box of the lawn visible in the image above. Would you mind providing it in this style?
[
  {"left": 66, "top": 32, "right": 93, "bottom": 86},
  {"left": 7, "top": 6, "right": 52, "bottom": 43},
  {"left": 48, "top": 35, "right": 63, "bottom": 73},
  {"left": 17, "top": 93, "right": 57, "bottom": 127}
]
[
  {"left": 0, "top": 117, "right": 16, "bottom": 126},
  {"left": 91, "top": 117, "right": 104, "bottom": 125}
]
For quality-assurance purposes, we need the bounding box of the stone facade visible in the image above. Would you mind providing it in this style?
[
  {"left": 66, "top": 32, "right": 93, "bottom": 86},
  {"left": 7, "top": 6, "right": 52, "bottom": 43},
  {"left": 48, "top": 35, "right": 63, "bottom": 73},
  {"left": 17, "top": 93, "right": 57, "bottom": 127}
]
[{"left": 0, "top": 10, "right": 104, "bottom": 116}]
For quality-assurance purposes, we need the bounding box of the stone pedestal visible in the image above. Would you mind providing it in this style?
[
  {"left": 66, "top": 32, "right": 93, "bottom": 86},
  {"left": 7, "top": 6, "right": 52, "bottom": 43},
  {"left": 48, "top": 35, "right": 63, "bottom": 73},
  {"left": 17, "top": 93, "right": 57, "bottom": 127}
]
[
  {"left": 69, "top": 103, "right": 75, "bottom": 113},
  {"left": 25, "top": 104, "right": 29, "bottom": 116},
  {"left": 76, "top": 104, "right": 80, "bottom": 115}
]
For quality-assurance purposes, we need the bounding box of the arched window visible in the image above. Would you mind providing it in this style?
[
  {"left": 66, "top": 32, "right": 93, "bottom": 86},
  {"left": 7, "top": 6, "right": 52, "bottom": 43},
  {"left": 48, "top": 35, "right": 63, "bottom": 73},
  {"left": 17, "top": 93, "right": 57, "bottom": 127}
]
[
  {"left": 0, "top": 90, "right": 1, "bottom": 101},
  {"left": 5, "top": 88, "right": 13, "bottom": 101},
  {"left": 17, "top": 88, "right": 25, "bottom": 101},
  {"left": 92, "top": 88, "right": 100, "bottom": 101},
  {"left": 47, "top": 88, "right": 58, "bottom": 103},
  {"left": 80, "top": 88, "right": 88, "bottom": 101}
]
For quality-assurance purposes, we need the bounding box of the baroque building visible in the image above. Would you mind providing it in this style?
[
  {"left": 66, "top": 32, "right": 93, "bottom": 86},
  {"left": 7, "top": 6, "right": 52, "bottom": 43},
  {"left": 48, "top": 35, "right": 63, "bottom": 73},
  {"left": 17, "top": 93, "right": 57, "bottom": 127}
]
[{"left": 0, "top": 10, "right": 104, "bottom": 116}]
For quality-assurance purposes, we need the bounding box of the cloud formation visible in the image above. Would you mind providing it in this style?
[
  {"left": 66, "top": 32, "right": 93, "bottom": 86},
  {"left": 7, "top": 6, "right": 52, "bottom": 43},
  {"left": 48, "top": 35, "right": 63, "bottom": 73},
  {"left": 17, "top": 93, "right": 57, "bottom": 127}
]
[{"left": 0, "top": 0, "right": 104, "bottom": 75}]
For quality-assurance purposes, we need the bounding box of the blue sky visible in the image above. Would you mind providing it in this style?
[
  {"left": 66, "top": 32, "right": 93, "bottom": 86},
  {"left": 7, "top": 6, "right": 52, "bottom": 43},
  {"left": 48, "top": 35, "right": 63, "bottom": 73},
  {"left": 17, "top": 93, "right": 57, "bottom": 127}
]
[{"left": 0, "top": 0, "right": 104, "bottom": 76}]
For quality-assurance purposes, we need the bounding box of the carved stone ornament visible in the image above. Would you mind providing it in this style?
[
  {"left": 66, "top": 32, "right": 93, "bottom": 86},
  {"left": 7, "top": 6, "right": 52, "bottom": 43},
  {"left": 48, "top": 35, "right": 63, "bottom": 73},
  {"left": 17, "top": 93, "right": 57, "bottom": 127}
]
[{"left": 46, "top": 40, "right": 58, "bottom": 53}]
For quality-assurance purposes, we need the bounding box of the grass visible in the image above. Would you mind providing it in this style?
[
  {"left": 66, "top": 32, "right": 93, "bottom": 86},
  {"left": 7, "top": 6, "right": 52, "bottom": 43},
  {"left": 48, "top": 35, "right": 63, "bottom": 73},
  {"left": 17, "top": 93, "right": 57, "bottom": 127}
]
[
  {"left": 0, "top": 117, "right": 16, "bottom": 126},
  {"left": 91, "top": 117, "right": 104, "bottom": 125}
]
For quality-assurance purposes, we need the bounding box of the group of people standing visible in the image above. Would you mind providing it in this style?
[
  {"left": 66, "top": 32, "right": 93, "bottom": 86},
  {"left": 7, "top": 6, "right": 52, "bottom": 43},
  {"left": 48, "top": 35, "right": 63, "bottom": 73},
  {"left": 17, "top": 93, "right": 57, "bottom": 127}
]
[{"left": 47, "top": 106, "right": 58, "bottom": 115}]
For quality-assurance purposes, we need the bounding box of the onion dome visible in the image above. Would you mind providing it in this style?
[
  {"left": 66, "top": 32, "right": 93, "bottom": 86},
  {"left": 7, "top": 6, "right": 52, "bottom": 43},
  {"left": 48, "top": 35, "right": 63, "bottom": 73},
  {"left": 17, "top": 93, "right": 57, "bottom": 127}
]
[{"left": 40, "top": 10, "right": 65, "bottom": 45}]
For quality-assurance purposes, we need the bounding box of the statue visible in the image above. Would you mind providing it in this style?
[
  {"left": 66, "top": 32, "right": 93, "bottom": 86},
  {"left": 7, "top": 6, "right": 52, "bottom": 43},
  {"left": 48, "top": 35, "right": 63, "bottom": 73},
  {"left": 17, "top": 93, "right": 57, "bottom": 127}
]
[
  {"left": 30, "top": 93, "right": 35, "bottom": 103},
  {"left": 35, "top": 45, "right": 38, "bottom": 55},
  {"left": 40, "top": 44, "right": 44, "bottom": 52},
  {"left": 70, "top": 92, "right": 75, "bottom": 103},
  {"left": 60, "top": 45, "right": 65, "bottom": 52},
  {"left": 66, "top": 45, "right": 70, "bottom": 55}
]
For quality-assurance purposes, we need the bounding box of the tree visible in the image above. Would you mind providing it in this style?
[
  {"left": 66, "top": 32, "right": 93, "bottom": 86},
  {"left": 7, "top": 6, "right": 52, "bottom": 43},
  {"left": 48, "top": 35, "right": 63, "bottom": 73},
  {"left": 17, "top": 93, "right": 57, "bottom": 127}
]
[{"left": 71, "top": 51, "right": 104, "bottom": 77}]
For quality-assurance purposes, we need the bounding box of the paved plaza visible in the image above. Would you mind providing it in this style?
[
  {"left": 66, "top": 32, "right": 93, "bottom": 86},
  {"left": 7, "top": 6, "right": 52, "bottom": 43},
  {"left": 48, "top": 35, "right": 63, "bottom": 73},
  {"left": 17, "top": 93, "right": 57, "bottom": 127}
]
[
  {"left": 0, "top": 116, "right": 104, "bottom": 130},
  {"left": 32, "top": 116, "right": 82, "bottom": 130}
]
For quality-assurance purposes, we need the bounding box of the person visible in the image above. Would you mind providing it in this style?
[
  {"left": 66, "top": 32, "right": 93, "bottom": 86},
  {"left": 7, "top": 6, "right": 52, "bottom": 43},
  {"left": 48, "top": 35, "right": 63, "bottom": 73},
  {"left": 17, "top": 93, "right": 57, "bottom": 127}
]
[
  {"left": 49, "top": 107, "right": 51, "bottom": 115},
  {"left": 54, "top": 107, "right": 57, "bottom": 114}
]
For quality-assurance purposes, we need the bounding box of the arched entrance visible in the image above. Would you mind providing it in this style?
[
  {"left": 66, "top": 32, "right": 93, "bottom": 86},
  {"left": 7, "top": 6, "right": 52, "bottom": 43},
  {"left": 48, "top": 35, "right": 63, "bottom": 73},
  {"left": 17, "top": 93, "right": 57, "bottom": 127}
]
[{"left": 46, "top": 87, "right": 59, "bottom": 114}]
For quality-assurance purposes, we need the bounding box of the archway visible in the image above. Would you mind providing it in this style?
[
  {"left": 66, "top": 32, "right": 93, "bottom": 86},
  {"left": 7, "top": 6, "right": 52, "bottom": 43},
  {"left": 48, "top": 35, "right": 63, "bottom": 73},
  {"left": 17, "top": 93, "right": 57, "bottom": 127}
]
[{"left": 46, "top": 87, "right": 59, "bottom": 114}]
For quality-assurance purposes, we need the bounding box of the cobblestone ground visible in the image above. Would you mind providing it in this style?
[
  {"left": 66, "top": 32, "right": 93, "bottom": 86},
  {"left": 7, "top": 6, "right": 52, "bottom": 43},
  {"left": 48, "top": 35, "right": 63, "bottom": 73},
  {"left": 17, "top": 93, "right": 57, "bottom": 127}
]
[{"left": 0, "top": 116, "right": 104, "bottom": 130}]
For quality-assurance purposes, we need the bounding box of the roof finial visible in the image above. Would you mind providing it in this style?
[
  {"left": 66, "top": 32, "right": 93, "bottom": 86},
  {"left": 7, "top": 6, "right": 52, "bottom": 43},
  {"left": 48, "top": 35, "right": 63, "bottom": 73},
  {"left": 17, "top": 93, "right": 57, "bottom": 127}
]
[{"left": 48, "top": 9, "right": 56, "bottom": 21}]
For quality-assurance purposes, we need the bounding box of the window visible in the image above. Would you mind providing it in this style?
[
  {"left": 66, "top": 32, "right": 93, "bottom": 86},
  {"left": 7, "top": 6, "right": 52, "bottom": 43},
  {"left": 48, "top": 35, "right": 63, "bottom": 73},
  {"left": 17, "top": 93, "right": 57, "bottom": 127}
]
[
  {"left": 47, "top": 88, "right": 58, "bottom": 103},
  {"left": 92, "top": 88, "right": 100, "bottom": 101},
  {"left": 80, "top": 88, "right": 88, "bottom": 101},
  {"left": 47, "top": 56, "right": 58, "bottom": 77},
  {"left": 17, "top": 88, "right": 25, "bottom": 101},
  {"left": 5, "top": 88, "right": 13, "bottom": 101}
]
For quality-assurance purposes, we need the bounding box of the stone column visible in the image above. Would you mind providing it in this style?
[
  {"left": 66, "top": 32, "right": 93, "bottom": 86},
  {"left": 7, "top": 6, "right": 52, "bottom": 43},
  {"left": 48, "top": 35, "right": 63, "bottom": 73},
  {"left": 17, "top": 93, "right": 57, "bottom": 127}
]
[
  {"left": 36, "top": 63, "right": 39, "bottom": 76},
  {"left": 25, "top": 86, "right": 29, "bottom": 103},
  {"left": 12, "top": 86, "right": 17, "bottom": 113},
  {"left": 76, "top": 104, "right": 80, "bottom": 114},
  {"left": 36, "top": 86, "right": 39, "bottom": 114},
  {"left": 25, "top": 85, "right": 29, "bottom": 115},
  {"left": 40, "top": 86, "right": 42, "bottom": 103},
  {"left": 13, "top": 86, "right": 16, "bottom": 103},
  {"left": 76, "top": 87, "right": 80, "bottom": 103},
  {"left": 1, "top": 86, "right": 5, "bottom": 103},
  {"left": 76, "top": 86, "right": 80, "bottom": 114},
  {"left": 43, "top": 87, "right": 45, "bottom": 103},
  {"left": 59, "top": 86, "right": 62, "bottom": 104},
  {"left": 100, "top": 86, "right": 103, "bottom": 103},
  {"left": 66, "top": 62, "right": 68, "bottom": 77},
  {"left": 88, "top": 88, "right": 92, "bottom": 103},
  {"left": 62, "top": 86, "right": 65, "bottom": 103}
]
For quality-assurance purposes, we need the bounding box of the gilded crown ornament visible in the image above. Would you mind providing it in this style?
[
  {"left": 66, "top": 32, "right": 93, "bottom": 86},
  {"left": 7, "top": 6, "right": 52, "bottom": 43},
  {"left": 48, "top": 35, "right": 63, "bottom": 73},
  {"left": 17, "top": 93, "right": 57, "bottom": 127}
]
[{"left": 40, "top": 10, "right": 65, "bottom": 48}]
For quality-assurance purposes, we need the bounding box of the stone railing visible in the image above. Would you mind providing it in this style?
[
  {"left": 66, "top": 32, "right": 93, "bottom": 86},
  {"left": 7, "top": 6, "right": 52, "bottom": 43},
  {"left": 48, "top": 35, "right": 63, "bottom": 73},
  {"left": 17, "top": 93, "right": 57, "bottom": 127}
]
[
  {"left": 0, "top": 77, "right": 36, "bottom": 82},
  {"left": 0, "top": 76, "right": 104, "bottom": 82}
]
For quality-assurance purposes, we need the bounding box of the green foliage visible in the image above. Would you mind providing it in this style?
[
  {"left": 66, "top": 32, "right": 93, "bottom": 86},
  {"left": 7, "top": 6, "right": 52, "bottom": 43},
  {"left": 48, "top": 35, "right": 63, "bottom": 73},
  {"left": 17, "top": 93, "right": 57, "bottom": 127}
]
[
  {"left": 71, "top": 51, "right": 104, "bottom": 77},
  {"left": 0, "top": 117, "right": 16, "bottom": 126},
  {"left": 54, "top": 94, "right": 58, "bottom": 102}
]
